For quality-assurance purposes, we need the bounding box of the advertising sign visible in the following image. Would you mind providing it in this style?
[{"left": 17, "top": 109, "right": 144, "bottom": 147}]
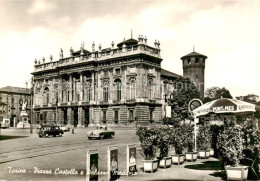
[
  {"left": 127, "top": 145, "right": 137, "bottom": 175},
  {"left": 108, "top": 146, "right": 118, "bottom": 181},
  {"left": 86, "top": 150, "right": 98, "bottom": 181}
]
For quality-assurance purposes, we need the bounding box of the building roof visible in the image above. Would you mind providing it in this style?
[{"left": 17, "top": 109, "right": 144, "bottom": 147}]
[
  {"left": 0, "top": 86, "right": 30, "bottom": 95},
  {"left": 181, "top": 51, "right": 207, "bottom": 60},
  {"left": 161, "top": 68, "right": 181, "bottom": 78},
  {"left": 117, "top": 38, "right": 138, "bottom": 47}
]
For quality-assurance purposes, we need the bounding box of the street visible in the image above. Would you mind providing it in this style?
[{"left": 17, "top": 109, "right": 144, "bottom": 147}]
[
  {"left": 0, "top": 127, "right": 139, "bottom": 181},
  {"left": 0, "top": 127, "right": 223, "bottom": 181}
]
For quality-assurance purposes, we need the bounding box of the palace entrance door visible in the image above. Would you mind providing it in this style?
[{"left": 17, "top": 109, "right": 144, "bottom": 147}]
[
  {"left": 84, "top": 107, "right": 89, "bottom": 127},
  {"left": 73, "top": 108, "right": 78, "bottom": 127}
]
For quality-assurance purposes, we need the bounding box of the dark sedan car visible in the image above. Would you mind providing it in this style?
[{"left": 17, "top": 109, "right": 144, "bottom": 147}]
[{"left": 38, "top": 125, "right": 64, "bottom": 138}]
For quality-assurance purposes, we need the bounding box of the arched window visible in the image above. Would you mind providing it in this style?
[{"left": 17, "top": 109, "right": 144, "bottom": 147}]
[
  {"left": 129, "top": 77, "right": 136, "bottom": 100},
  {"left": 114, "top": 79, "right": 121, "bottom": 101},
  {"left": 103, "top": 81, "right": 109, "bottom": 102},
  {"left": 44, "top": 87, "right": 49, "bottom": 104},
  {"left": 148, "top": 79, "right": 153, "bottom": 99}
]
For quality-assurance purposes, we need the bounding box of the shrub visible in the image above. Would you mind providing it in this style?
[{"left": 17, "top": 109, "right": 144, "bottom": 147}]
[
  {"left": 241, "top": 118, "right": 260, "bottom": 180},
  {"left": 157, "top": 126, "right": 171, "bottom": 157},
  {"left": 217, "top": 122, "right": 244, "bottom": 167},
  {"left": 197, "top": 123, "right": 211, "bottom": 150},
  {"left": 136, "top": 126, "right": 158, "bottom": 160},
  {"left": 170, "top": 124, "right": 190, "bottom": 154},
  {"left": 186, "top": 123, "right": 194, "bottom": 152}
]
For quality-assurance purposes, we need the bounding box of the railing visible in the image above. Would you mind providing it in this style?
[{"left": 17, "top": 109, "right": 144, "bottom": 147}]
[{"left": 33, "top": 43, "right": 160, "bottom": 72}]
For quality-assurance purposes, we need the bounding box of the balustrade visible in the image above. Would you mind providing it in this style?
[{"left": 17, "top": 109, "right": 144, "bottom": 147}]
[{"left": 33, "top": 44, "right": 160, "bottom": 72}]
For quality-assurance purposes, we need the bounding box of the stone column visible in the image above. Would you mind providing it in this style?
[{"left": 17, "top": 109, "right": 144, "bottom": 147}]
[
  {"left": 57, "top": 108, "right": 63, "bottom": 125},
  {"left": 80, "top": 72, "right": 83, "bottom": 101},
  {"left": 69, "top": 74, "right": 72, "bottom": 102},
  {"left": 91, "top": 71, "right": 95, "bottom": 101},
  {"left": 89, "top": 107, "right": 94, "bottom": 127},
  {"left": 73, "top": 77, "right": 76, "bottom": 102},
  {"left": 78, "top": 107, "right": 83, "bottom": 127},
  {"left": 67, "top": 107, "right": 73, "bottom": 126}
]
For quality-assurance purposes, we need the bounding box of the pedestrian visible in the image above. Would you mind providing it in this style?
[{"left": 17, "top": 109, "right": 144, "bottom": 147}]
[{"left": 72, "top": 125, "right": 75, "bottom": 134}]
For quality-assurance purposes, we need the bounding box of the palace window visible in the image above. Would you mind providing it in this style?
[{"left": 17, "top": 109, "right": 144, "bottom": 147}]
[
  {"left": 55, "top": 92, "right": 58, "bottom": 104},
  {"left": 102, "top": 110, "right": 107, "bottom": 124},
  {"left": 129, "top": 77, "right": 136, "bottom": 100},
  {"left": 115, "top": 68, "right": 121, "bottom": 75},
  {"left": 67, "top": 91, "right": 70, "bottom": 102},
  {"left": 44, "top": 87, "right": 49, "bottom": 104},
  {"left": 71, "top": 83, "right": 74, "bottom": 101},
  {"left": 86, "top": 81, "right": 92, "bottom": 102},
  {"left": 114, "top": 110, "right": 119, "bottom": 124},
  {"left": 114, "top": 79, "right": 121, "bottom": 101},
  {"left": 103, "top": 81, "right": 109, "bottom": 102},
  {"left": 62, "top": 90, "right": 64, "bottom": 102},
  {"left": 195, "top": 58, "right": 199, "bottom": 64},
  {"left": 148, "top": 79, "right": 153, "bottom": 99},
  {"left": 149, "top": 109, "right": 154, "bottom": 122},
  {"left": 129, "top": 109, "right": 134, "bottom": 122},
  {"left": 104, "top": 71, "right": 108, "bottom": 76}
]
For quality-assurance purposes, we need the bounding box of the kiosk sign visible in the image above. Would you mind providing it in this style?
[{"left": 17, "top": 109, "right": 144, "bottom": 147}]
[
  {"left": 127, "top": 145, "right": 137, "bottom": 175},
  {"left": 86, "top": 150, "right": 98, "bottom": 181},
  {"left": 108, "top": 146, "right": 118, "bottom": 181}
]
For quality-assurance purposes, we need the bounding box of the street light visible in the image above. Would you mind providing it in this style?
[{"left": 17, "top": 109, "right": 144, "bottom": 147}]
[{"left": 30, "top": 78, "right": 34, "bottom": 134}]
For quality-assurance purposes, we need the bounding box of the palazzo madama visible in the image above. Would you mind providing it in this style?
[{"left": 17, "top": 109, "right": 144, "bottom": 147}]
[{"left": 31, "top": 35, "right": 206, "bottom": 127}]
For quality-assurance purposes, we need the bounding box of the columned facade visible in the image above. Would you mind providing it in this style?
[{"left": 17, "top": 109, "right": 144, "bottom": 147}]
[{"left": 32, "top": 36, "right": 180, "bottom": 126}]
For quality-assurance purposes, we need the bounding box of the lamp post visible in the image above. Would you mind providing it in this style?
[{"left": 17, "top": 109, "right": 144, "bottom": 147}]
[
  {"left": 30, "top": 78, "right": 34, "bottom": 134},
  {"left": 56, "top": 90, "right": 58, "bottom": 125},
  {"left": 188, "top": 99, "right": 203, "bottom": 152}
]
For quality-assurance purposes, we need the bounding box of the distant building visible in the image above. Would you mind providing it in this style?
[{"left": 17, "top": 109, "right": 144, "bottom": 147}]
[
  {"left": 0, "top": 86, "right": 32, "bottom": 127},
  {"left": 236, "top": 94, "right": 260, "bottom": 103},
  {"left": 31, "top": 35, "right": 206, "bottom": 126},
  {"left": 181, "top": 51, "right": 207, "bottom": 98}
]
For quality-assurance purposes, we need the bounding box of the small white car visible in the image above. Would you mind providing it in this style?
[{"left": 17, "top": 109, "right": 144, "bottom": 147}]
[
  {"left": 60, "top": 125, "right": 70, "bottom": 132},
  {"left": 87, "top": 126, "right": 115, "bottom": 139}
]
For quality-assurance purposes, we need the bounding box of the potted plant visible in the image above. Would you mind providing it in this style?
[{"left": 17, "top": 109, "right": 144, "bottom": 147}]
[
  {"left": 157, "top": 126, "right": 172, "bottom": 168},
  {"left": 185, "top": 124, "right": 198, "bottom": 162},
  {"left": 217, "top": 123, "right": 248, "bottom": 181},
  {"left": 197, "top": 123, "right": 211, "bottom": 159},
  {"left": 241, "top": 118, "right": 260, "bottom": 180},
  {"left": 170, "top": 124, "right": 187, "bottom": 165},
  {"left": 136, "top": 126, "right": 159, "bottom": 173}
]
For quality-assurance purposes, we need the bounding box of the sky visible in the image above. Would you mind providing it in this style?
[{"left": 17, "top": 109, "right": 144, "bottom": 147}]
[{"left": 0, "top": 0, "right": 259, "bottom": 97}]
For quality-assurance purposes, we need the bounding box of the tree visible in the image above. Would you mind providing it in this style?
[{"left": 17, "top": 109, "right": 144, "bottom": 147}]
[
  {"left": 204, "top": 87, "right": 233, "bottom": 103},
  {"left": 163, "top": 77, "right": 200, "bottom": 125}
]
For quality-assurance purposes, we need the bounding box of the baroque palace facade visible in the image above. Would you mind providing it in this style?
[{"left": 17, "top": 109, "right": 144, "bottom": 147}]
[{"left": 31, "top": 35, "right": 206, "bottom": 127}]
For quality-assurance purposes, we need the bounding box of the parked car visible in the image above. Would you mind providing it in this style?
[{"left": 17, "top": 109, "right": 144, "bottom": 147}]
[
  {"left": 87, "top": 126, "right": 115, "bottom": 139},
  {"left": 60, "top": 125, "right": 70, "bottom": 132},
  {"left": 38, "top": 125, "right": 64, "bottom": 138}
]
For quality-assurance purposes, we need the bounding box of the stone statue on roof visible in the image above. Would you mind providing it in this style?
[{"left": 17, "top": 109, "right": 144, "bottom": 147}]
[
  {"left": 60, "top": 48, "right": 63, "bottom": 58},
  {"left": 70, "top": 47, "right": 74, "bottom": 56}
]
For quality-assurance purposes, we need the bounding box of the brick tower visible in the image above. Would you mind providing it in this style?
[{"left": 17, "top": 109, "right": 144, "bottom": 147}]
[{"left": 181, "top": 51, "right": 207, "bottom": 98}]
